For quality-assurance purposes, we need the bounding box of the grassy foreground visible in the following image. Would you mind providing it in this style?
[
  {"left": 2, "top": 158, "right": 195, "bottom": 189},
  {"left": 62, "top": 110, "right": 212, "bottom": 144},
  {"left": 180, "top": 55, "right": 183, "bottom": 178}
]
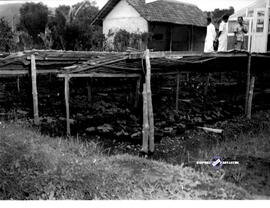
[{"left": 0, "top": 122, "right": 251, "bottom": 200}]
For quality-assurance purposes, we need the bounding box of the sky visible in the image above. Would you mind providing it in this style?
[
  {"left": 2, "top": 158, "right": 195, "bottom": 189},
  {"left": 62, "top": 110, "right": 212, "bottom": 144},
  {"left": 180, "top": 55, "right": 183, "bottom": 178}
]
[{"left": 0, "top": 0, "right": 256, "bottom": 11}]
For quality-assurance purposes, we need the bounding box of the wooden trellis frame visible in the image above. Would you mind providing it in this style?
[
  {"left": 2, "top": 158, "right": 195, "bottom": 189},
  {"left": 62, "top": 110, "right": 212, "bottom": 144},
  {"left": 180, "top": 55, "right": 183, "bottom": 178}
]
[
  {"left": 1, "top": 49, "right": 269, "bottom": 153},
  {"left": 61, "top": 72, "right": 142, "bottom": 137}
]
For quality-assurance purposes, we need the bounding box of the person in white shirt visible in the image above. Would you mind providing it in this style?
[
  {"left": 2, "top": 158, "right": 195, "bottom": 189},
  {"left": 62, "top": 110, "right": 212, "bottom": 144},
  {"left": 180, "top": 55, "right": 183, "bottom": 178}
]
[
  {"left": 204, "top": 17, "right": 217, "bottom": 53},
  {"left": 217, "top": 14, "right": 230, "bottom": 52}
]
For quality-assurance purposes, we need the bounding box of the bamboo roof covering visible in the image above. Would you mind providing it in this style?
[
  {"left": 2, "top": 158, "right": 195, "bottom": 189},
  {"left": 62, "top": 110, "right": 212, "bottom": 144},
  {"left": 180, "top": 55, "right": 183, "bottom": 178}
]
[{"left": 0, "top": 50, "right": 270, "bottom": 77}]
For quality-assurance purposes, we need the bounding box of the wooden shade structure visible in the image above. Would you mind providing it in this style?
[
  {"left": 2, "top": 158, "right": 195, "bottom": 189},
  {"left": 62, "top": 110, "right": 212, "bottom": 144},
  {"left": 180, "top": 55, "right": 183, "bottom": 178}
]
[{"left": 2, "top": 49, "right": 270, "bottom": 153}]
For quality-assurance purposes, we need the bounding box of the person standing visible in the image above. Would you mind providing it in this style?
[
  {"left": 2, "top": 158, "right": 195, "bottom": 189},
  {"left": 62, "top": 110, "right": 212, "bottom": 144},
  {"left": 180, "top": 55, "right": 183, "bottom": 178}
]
[
  {"left": 204, "top": 17, "right": 217, "bottom": 53},
  {"left": 217, "top": 14, "right": 230, "bottom": 52},
  {"left": 234, "top": 16, "right": 248, "bottom": 50}
]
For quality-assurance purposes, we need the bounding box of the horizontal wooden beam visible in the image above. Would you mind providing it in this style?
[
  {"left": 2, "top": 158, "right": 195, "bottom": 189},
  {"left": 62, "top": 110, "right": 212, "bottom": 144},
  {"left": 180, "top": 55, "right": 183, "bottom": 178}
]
[
  {"left": 27, "top": 57, "right": 88, "bottom": 61},
  {"left": 198, "top": 127, "right": 223, "bottom": 134},
  {"left": 66, "top": 57, "right": 129, "bottom": 73},
  {"left": 38, "top": 70, "right": 60, "bottom": 74},
  {"left": 150, "top": 51, "right": 202, "bottom": 58},
  {"left": 129, "top": 51, "right": 251, "bottom": 59},
  {"left": 177, "top": 57, "right": 217, "bottom": 64},
  {"left": 203, "top": 53, "right": 249, "bottom": 58},
  {"left": 0, "top": 69, "right": 59, "bottom": 76},
  {"left": 251, "top": 54, "right": 270, "bottom": 58},
  {"left": 103, "top": 65, "right": 141, "bottom": 71},
  {"left": 128, "top": 51, "right": 203, "bottom": 59},
  {"left": 0, "top": 70, "right": 28, "bottom": 75},
  {"left": 58, "top": 73, "right": 141, "bottom": 78}
]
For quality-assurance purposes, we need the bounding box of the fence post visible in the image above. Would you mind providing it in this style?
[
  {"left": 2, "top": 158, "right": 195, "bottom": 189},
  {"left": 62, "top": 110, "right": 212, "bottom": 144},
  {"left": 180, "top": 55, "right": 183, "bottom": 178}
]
[
  {"left": 145, "top": 49, "right": 155, "bottom": 153},
  {"left": 247, "top": 76, "right": 255, "bottom": 119},
  {"left": 65, "top": 75, "right": 71, "bottom": 136},
  {"left": 31, "top": 54, "right": 39, "bottom": 125}
]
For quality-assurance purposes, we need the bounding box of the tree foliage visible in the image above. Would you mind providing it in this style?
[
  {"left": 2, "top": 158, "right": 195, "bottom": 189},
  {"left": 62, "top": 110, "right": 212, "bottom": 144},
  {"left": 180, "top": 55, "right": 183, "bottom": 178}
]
[
  {"left": 0, "top": 17, "right": 15, "bottom": 52},
  {"left": 48, "top": 1, "right": 103, "bottom": 51},
  {"left": 112, "top": 29, "right": 152, "bottom": 52},
  {"left": 206, "top": 6, "right": 235, "bottom": 25},
  {"left": 18, "top": 2, "right": 49, "bottom": 45},
  {"left": 13, "top": 1, "right": 104, "bottom": 51}
]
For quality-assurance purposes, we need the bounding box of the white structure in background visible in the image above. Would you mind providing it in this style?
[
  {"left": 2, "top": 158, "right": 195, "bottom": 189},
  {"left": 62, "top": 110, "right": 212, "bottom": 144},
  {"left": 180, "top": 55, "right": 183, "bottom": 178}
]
[
  {"left": 228, "top": 0, "right": 270, "bottom": 52},
  {"left": 103, "top": 0, "right": 148, "bottom": 36}
]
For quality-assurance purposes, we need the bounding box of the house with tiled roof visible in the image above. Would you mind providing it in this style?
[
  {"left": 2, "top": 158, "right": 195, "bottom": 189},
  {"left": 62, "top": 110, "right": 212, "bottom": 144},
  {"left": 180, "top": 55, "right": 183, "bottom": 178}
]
[{"left": 92, "top": 0, "right": 207, "bottom": 51}]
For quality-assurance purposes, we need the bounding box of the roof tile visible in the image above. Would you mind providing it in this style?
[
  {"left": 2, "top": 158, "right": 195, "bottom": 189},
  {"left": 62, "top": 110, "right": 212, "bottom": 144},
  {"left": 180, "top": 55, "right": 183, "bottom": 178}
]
[{"left": 92, "top": 0, "right": 207, "bottom": 27}]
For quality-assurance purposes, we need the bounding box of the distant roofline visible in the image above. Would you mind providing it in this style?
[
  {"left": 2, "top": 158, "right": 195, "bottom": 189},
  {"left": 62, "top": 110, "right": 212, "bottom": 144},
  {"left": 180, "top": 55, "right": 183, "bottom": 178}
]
[
  {"left": 147, "top": 0, "right": 198, "bottom": 8},
  {"left": 91, "top": 0, "right": 206, "bottom": 27},
  {"left": 230, "top": 0, "right": 267, "bottom": 19}
]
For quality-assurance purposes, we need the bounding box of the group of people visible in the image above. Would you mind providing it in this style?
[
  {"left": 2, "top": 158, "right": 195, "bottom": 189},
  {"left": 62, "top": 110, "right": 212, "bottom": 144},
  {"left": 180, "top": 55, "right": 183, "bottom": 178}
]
[{"left": 204, "top": 15, "right": 248, "bottom": 53}]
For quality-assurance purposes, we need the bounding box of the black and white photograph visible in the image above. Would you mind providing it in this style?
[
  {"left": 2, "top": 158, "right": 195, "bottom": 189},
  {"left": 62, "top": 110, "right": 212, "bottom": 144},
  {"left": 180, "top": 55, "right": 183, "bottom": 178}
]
[{"left": 0, "top": 0, "right": 270, "bottom": 203}]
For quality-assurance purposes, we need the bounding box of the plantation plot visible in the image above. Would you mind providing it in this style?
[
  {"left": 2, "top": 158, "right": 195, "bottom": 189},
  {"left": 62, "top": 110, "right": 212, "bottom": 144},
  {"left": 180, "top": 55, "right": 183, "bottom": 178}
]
[
  {"left": 1, "top": 50, "right": 270, "bottom": 151},
  {"left": 1, "top": 49, "right": 270, "bottom": 199}
]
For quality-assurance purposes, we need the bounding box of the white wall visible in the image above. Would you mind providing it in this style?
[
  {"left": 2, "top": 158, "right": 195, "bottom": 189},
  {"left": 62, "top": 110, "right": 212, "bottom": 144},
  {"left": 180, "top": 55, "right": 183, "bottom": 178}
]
[{"left": 103, "top": 0, "right": 148, "bottom": 36}]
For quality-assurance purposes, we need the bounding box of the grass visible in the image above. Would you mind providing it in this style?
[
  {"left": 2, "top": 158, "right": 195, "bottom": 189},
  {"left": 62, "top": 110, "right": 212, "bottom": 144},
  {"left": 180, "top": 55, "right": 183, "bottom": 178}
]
[
  {"left": 195, "top": 111, "right": 270, "bottom": 163},
  {"left": 0, "top": 121, "right": 251, "bottom": 200},
  {"left": 183, "top": 111, "right": 270, "bottom": 197}
]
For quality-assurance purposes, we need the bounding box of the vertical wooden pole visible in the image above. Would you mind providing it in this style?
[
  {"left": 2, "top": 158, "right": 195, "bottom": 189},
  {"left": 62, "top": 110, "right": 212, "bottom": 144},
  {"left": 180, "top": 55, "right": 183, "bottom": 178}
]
[
  {"left": 245, "top": 54, "right": 252, "bottom": 115},
  {"left": 170, "top": 25, "right": 173, "bottom": 52},
  {"left": 17, "top": 77, "right": 20, "bottom": 93},
  {"left": 204, "top": 73, "right": 211, "bottom": 96},
  {"left": 145, "top": 49, "right": 155, "bottom": 153},
  {"left": 190, "top": 25, "right": 194, "bottom": 51},
  {"left": 247, "top": 76, "right": 255, "bottom": 119},
  {"left": 176, "top": 72, "right": 180, "bottom": 111},
  {"left": 31, "top": 54, "right": 39, "bottom": 125},
  {"left": 186, "top": 72, "right": 190, "bottom": 82},
  {"left": 142, "top": 83, "right": 149, "bottom": 153},
  {"left": 203, "top": 73, "right": 211, "bottom": 116},
  {"left": 87, "top": 78, "right": 92, "bottom": 104},
  {"left": 134, "top": 75, "right": 141, "bottom": 108},
  {"left": 65, "top": 75, "right": 71, "bottom": 136}
]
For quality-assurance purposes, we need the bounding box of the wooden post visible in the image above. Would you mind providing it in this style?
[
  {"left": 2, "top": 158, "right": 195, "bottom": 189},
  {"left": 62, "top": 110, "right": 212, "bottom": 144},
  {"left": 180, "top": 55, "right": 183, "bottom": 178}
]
[
  {"left": 142, "top": 83, "right": 149, "bottom": 153},
  {"left": 203, "top": 73, "right": 211, "bottom": 114},
  {"left": 17, "top": 77, "right": 20, "bottom": 93},
  {"left": 186, "top": 72, "right": 190, "bottom": 82},
  {"left": 204, "top": 73, "right": 211, "bottom": 96},
  {"left": 245, "top": 54, "right": 252, "bottom": 115},
  {"left": 87, "top": 78, "right": 92, "bottom": 104},
  {"left": 65, "top": 75, "right": 71, "bottom": 136},
  {"left": 31, "top": 54, "right": 39, "bottom": 125},
  {"left": 134, "top": 76, "right": 141, "bottom": 108},
  {"left": 176, "top": 72, "right": 180, "bottom": 111},
  {"left": 190, "top": 25, "right": 194, "bottom": 51},
  {"left": 247, "top": 76, "right": 255, "bottom": 119},
  {"left": 170, "top": 25, "right": 173, "bottom": 52},
  {"left": 145, "top": 49, "right": 155, "bottom": 153}
]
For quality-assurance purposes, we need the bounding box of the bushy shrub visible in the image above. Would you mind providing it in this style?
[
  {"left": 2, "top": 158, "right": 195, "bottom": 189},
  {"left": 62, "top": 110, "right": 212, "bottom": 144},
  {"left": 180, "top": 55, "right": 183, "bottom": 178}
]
[
  {"left": 0, "top": 18, "right": 16, "bottom": 52},
  {"left": 112, "top": 29, "right": 152, "bottom": 51}
]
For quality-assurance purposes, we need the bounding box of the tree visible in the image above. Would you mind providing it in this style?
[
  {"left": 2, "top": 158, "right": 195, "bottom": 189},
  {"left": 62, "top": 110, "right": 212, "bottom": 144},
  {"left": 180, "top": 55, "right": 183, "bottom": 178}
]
[
  {"left": 47, "top": 5, "right": 70, "bottom": 49},
  {"left": 18, "top": 2, "right": 49, "bottom": 47},
  {"left": 0, "top": 18, "right": 15, "bottom": 52},
  {"left": 207, "top": 6, "right": 235, "bottom": 24},
  {"left": 48, "top": 0, "right": 103, "bottom": 51}
]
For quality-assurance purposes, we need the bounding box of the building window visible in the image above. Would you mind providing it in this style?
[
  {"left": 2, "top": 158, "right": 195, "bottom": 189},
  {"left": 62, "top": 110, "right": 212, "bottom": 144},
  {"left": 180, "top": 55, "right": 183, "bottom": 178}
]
[
  {"left": 257, "top": 11, "right": 265, "bottom": 17},
  {"left": 247, "top": 9, "right": 254, "bottom": 17},
  {"left": 256, "top": 19, "right": 264, "bottom": 33}
]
